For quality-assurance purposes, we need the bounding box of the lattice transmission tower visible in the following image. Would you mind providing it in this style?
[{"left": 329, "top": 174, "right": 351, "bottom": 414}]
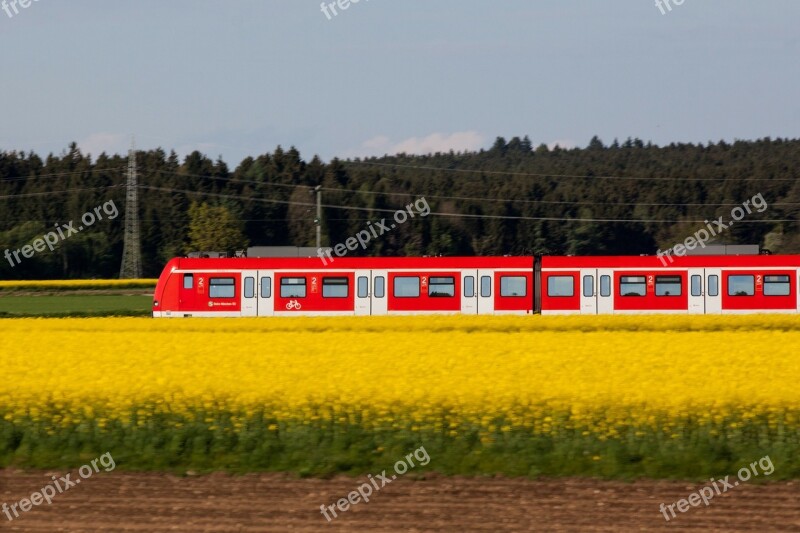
[{"left": 119, "top": 137, "right": 142, "bottom": 278}]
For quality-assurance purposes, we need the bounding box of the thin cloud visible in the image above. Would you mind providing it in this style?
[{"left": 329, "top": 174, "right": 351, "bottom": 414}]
[
  {"left": 352, "top": 131, "right": 486, "bottom": 157},
  {"left": 78, "top": 133, "right": 129, "bottom": 157}
]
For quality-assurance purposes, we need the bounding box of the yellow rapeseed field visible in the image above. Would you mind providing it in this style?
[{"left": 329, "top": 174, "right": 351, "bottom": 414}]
[
  {"left": 0, "top": 279, "right": 157, "bottom": 290},
  {"left": 2, "top": 315, "right": 799, "bottom": 435}
]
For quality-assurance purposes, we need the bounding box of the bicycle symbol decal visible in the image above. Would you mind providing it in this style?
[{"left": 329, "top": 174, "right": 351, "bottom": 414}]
[{"left": 286, "top": 300, "right": 302, "bottom": 310}]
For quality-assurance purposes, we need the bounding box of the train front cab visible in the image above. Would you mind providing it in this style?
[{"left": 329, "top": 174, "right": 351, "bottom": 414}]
[{"left": 154, "top": 257, "right": 535, "bottom": 317}]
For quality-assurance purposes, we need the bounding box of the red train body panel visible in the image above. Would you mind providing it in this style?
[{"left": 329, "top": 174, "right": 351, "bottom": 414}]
[{"left": 153, "top": 254, "right": 800, "bottom": 317}]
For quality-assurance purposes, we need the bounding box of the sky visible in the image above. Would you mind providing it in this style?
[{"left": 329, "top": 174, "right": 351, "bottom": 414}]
[{"left": 0, "top": 0, "right": 798, "bottom": 167}]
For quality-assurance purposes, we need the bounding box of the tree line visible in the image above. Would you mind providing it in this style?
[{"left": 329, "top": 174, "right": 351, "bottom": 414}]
[{"left": 1, "top": 136, "right": 798, "bottom": 279}]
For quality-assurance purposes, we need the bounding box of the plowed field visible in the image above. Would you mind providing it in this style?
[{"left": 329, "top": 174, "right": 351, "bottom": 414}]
[{"left": 2, "top": 470, "right": 798, "bottom": 532}]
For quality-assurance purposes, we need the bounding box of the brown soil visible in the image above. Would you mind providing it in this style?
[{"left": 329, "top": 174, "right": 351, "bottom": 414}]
[{"left": 1, "top": 469, "right": 799, "bottom": 532}]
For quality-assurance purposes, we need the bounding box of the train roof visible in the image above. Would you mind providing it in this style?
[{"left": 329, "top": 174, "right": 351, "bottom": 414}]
[
  {"left": 159, "top": 254, "right": 800, "bottom": 274},
  {"left": 163, "top": 256, "right": 536, "bottom": 271},
  {"left": 541, "top": 255, "right": 800, "bottom": 268}
]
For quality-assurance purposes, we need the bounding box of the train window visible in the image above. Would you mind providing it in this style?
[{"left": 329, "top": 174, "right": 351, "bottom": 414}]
[
  {"left": 501, "top": 276, "right": 527, "bottom": 297},
  {"left": 582, "top": 275, "right": 594, "bottom": 298},
  {"left": 619, "top": 276, "right": 646, "bottom": 297},
  {"left": 480, "top": 276, "right": 491, "bottom": 297},
  {"left": 728, "top": 275, "right": 754, "bottom": 296},
  {"left": 655, "top": 276, "right": 682, "bottom": 296},
  {"left": 764, "top": 275, "right": 791, "bottom": 296},
  {"left": 600, "top": 275, "right": 611, "bottom": 297},
  {"left": 323, "top": 277, "right": 349, "bottom": 298},
  {"left": 429, "top": 277, "right": 455, "bottom": 297},
  {"left": 209, "top": 277, "right": 235, "bottom": 298},
  {"left": 183, "top": 274, "right": 194, "bottom": 290},
  {"left": 280, "top": 277, "right": 307, "bottom": 298},
  {"left": 374, "top": 276, "right": 385, "bottom": 298},
  {"left": 394, "top": 276, "right": 420, "bottom": 297},
  {"left": 547, "top": 276, "right": 573, "bottom": 297},
  {"left": 261, "top": 277, "right": 272, "bottom": 298},
  {"left": 357, "top": 276, "right": 369, "bottom": 298},
  {"left": 691, "top": 275, "right": 702, "bottom": 297},
  {"left": 464, "top": 276, "right": 475, "bottom": 298},
  {"left": 708, "top": 275, "right": 719, "bottom": 297},
  {"left": 244, "top": 277, "right": 255, "bottom": 299}
]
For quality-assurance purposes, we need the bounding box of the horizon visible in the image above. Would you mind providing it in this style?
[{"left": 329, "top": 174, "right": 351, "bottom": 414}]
[{"left": 4, "top": 134, "right": 798, "bottom": 168}]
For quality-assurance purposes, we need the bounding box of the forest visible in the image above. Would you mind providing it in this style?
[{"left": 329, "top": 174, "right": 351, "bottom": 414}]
[{"left": 1, "top": 135, "right": 798, "bottom": 279}]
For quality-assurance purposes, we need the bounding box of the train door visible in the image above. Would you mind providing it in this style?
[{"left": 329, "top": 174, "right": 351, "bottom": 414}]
[
  {"left": 179, "top": 272, "right": 198, "bottom": 310},
  {"left": 597, "top": 269, "right": 614, "bottom": 314},
  {"left": 371, "top": 270, "right": 388, "bottom": 315},
  {"left": 461, "top": 270, "right": 478, "bottom": 314},
  {"left": 688, "top": 268, "right": 705, "bottom": 314},
  {"left": 241, "top": 270, "right": 258, "bottom": 317},
  {"left": 580, "top": 269, "right": 597, "bottom": 314},
  {"left": 477, "top": 270, "right": 494, "bottom": 314},
  {"left": 257, "top": 271, "right": 274, "bottom": 317},
  {"left": 705, "top": 269, "right": 722, "bottom": 314},
  {"left": 355, "top": 270, "right": 371, "bottom": 315}
]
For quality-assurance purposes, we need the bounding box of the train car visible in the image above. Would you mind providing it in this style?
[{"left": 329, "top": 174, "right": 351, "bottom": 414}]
[
  {"left": 152, "top": 256, "right": 535, "bottom": 317},
  {"left": 153, "top": 253, "right": 800, "bottom": 317},
  {"left": 540, "top": 255, "right": 800, "bottom": 315}
]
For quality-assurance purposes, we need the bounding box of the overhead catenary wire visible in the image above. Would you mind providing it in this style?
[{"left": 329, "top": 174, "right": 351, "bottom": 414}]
[
  {"left": 2, "top": 180, "right": 791, "bottom": 224},
  {"left": 1, "top": 165, "right": 798, "bottom": 224},
  {"left": 137, "top": 185, "right": 797, "bottom": 224},
  {"left": 151, "top": 169, "right": 800, "bottom": 209}
]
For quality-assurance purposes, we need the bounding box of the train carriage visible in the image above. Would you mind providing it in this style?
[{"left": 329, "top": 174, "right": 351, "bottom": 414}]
[
  {"left": 540, "top": 255, "right": 800, "bottom": 315},
  {"left": 153, "top": 256, "right": 535, "bottom": 318}
]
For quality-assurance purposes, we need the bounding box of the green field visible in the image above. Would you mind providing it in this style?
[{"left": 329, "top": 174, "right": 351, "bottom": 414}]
[{"left": 0, "top": 294, "right": 152, "bottom": 317}]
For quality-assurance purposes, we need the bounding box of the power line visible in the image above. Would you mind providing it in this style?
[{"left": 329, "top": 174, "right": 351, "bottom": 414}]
[
  {"left": 152, "top": 168, "right": 799, "bottom": 209},
  {"left": 2, "top": 180, "right": 799, "bottom": 209},
  {"left": 150, "top": 165, "right": 796, "bottom": 209},
  {"left": 0, "top": 167, "right": 126, "bottom": 183},
  {"left": 319, "top": 186, "right": 800, "bottom": 208},
  {"left": 344, "top": 160, "right": 800, "bottom": 182},
  {"left": 0, "top": 186, "right": 123, "bottom": 200},
  {"left": 137, "top": 185, "right": 796, "bottom": 224},
  {"left": 2, "top": 163, "right": 793, "bottom": 209},
  {"left": 1, "top": 181, "right": 797, "bottom": 222},
  {"left": 153, "top": 169, "right": 310, "bottom": 191}
]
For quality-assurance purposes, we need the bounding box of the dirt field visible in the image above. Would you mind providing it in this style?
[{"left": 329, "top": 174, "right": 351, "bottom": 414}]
[{"left": 2, "top": 469, "right": 799, "bottom": 532}]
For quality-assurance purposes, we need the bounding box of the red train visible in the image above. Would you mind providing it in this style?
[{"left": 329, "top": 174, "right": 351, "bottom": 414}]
[{"left": 152, "top": 254, "right": 800, "bottom": 317}]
